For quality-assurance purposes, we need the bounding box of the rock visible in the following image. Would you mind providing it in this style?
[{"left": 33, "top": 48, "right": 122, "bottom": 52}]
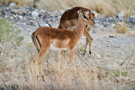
[
  {"left": 41, "top": 9, "right": 46, "bottom": 13},
  {"left": 18, "top": 15, "right": 23, "bottom": 20},
  {"left": 59, "top": 10, "right": 64, "bottom": 14},
  {"left": 111, "top": 24, "right": 115, "bottom": 28},
  {"left": 23, "top": 23, "right": 27, "bottom": 25},
  {"left": 9, "top": 3, "right": 17, "bottom": 8},
  {"left": 116, "top": 11, "right": 125, "bottom": 19},
  {"left": 105, "top": 65, "right": 111, "bottom": 70},
  {"left": 108, "top": 17, "right": 115, "bottom": 23},
  {"left": 31, "top": 10, "right": 39, "bottom": 19},
  {"left": 17, "top": 8, "right": 27, "bottom": 15},
  {"left": 128, "top": 16, "right": 135, "bottom": 25},
  {"left": 51, "top": 10, "right": 59, "bottom": 16},
  {"left": 29, "top": 21, "right": 34, "bottom": 26},
  {"left": 92, "top": 11, "right": 98, "bottom": 18},
  {"left": 12, "top": 15, "right": 18, "bottom": 20},
  {"left": 10, "top": 16, "right": 14, "bottom": 20},
  {"left": 57, "top": 16, "right": 61, "bottom": 19},
  {"left": 0, "top": 8, "right": 6, "bottom": 18},
  {"left": 96, "top": 53, "right": 102, "bottom": 59},
  {"left": 11, "top": 9, "right": 17, "bottom": 15}
]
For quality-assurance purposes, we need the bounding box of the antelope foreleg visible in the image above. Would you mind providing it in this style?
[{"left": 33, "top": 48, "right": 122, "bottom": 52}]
[{"left": 84, "top": 27, "right": 93, "bottom": 57}]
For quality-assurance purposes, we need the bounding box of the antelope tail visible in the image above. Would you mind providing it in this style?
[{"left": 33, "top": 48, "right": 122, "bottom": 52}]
[{"left": 31, "top": 32, "right": 41, "bottom": 52}]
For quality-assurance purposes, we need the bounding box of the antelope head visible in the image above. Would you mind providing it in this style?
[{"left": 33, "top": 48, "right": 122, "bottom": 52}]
[{"left": 78, "top": 10, "right": 95, "bottom": 26}]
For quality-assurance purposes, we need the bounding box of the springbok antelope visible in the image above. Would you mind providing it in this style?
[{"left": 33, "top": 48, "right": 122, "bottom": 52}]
[
  {"left": 58, "top": 7, "right": 95, "bottom": 57},
  {"left": 32, "top": 10, "right": 95, "bottom": 66}
]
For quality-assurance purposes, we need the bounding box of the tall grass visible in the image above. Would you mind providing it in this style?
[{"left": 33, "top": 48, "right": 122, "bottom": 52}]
[
  {"left": 1, "top": 0, "right": 27, "bottom": 7},
  {"left": 37, "top": 0, "right": 135, "bottom": 17},
  {"left": 0, "top": 47, "right": 134, "bottom": 89},
  {"left": 0, "top": 0, "right": 135, "bottom": 17},
  {"left": 115, "top": 21, "right": 128, "bottom": 34},
  {"left": 0, "top": 18, "right": 23, "bottom": 70}
]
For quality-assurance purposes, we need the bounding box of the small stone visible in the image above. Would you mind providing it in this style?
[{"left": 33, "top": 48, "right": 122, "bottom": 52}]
[
  {"left": 9, "top": 3, "right": 17, "bottom": 8},
  {"left": 59, "top": 10, "right": 64, "bottom": 14},
  {"left": 116, "top": 11, "right": 125, "bottom": 19},
  {"left": 96, "top": 54, "right": 102, "bottom": 59},
  {"left": 18, "top": 15, "right": 23, "bottom": 19},
  {"left": 41, "top": 9, "right": 46, "bottom": 13},
  {"left": 128, "top": 16, "right": 135, "bottom": 25},
  {"left": 29, "top": 21, "right": 34, "bottom": 26},
  {"left": 106, "top": 65, "right": 111, "bottom": 69},
  {"left": 31, "top": 11, "right": 39, "bottom": 19},
  {"left": 10, "top": 16, "right": 14, "bottom": 20},
  {"left": 111, "top": 24, "right": 115, "bottom": 28},
  {"left": 17, "top": 8, "right": 27, "bottom": 15},
  {"left": 92, "top": 11, "right": 98, "bottom": 18}
]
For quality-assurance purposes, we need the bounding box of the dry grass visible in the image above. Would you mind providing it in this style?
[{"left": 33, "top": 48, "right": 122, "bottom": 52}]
[
  {"left": 37, "top": 0, "right": 135, "bottom": 17},
  {"left": 115, "top": 21, "right": 128, "bottom": 34},
  {"left": 0, "top": 42, "right": 134, "bottom": 89},
  {"left": 1, "top": 0, "right": 27, "bottom": 7},
  {"left": 0, "top": 0, "right": 135, "bottom": 16}
]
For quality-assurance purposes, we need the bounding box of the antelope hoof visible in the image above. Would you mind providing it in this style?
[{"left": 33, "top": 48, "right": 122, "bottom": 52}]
[
  {"left": 88, "top": 51, "right": 91, "bottom": 58},
  {"left": 83, "top": 51, "right": 86, "bottom": 55}
]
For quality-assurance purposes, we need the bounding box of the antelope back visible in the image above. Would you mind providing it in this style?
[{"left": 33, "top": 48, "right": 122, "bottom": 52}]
[{"left": 58, "top": 7, "right": 95, "bottom": 29}]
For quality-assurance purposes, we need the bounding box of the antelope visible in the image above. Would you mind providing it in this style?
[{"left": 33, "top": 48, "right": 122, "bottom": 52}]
[
  {"left": 58, "top": 7, "right": 95, "bottom": 57},
  {"left": 32, "top": 10, "right": 95, "bottom": 66}
]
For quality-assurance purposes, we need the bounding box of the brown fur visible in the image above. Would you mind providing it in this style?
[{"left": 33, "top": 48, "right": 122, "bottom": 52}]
[
  {"left": 31, "top": 10, "right": 95, "bottom": 80},
  {"left": 58, "top": 7, "right": 95, "bottom": 56},
  {"left": 32, "top": 10, "right": 94, "bottom": 64}
]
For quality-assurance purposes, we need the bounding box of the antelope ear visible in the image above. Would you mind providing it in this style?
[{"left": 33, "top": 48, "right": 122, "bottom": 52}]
[
  {"left": 77, "top": 10, "right": 82, "bottom": 15},
  {"left": 92, "top": 12, "right": 95, "bottom": 18}
]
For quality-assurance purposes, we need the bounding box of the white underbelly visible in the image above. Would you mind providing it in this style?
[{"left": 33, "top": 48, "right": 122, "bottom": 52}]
[{"left": 50, "top": 43, "right": 67, "bottom": 51}]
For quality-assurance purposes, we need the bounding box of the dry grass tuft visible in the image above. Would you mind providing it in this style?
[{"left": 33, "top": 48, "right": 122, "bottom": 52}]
[
  {"left": 115, "top": 21, "right": 128, "bottom": 34},
  {"left": 1, "top": 0, "right": 27, "bottom": 7},
  {"left": 0, "top": 0, "right": 135, "bottom": 16},
  {"left": 0, "top": 45, "right": 134, "bottom": 89},
  {"left": 36, "top": 0, "right": 135, "bottom": 17}
]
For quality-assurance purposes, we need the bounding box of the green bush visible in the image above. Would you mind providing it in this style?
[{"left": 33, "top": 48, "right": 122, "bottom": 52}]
[
  {"left": 0, "top": 18, "right": 23, "bottom": 46},
  {"left": 0, "top": 18, "right": 24, "bottom": 67},
  {"left": 114, "top": 70, "right": 128, "bottom": 77}
]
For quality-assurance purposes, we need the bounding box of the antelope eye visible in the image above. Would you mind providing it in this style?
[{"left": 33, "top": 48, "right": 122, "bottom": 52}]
[{"left": 83, "top": 15, "right": 88, "bottom": 19}]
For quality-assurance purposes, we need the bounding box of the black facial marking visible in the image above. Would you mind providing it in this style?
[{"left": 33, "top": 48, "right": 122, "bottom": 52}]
[{"left": 83, "top": 15, "right": 88, "bottom": 20}]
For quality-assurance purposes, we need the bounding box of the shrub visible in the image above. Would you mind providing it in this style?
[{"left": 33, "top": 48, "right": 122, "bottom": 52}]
[
  {"left": 0, "top": 18, "right": 24, "bottom": 68},
  {"left": 115, "top": 21, "right": 128, "bottom": 34}
]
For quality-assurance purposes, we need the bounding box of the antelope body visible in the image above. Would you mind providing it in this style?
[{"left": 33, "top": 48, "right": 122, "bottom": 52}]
[
  {"left": 32, "top": 10, "right": 94, "bottom": 66},
  {"left": 58, "top": 7, "right": 95, "bottom": 56}
]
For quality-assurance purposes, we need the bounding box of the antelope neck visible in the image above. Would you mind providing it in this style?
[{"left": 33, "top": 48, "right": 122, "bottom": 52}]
[{"left": 74, "top": 19, "right": 85, "bottom": 38}]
